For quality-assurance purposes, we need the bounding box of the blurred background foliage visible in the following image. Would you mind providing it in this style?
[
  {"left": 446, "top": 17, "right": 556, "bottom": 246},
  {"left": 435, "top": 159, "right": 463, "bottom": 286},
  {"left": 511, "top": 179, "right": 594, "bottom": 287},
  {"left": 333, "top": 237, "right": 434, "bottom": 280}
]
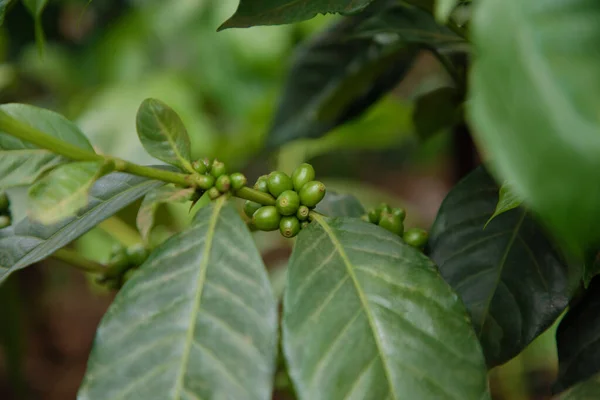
[{"left": 0, "top": 0, "right": 560, "bottom": 399}]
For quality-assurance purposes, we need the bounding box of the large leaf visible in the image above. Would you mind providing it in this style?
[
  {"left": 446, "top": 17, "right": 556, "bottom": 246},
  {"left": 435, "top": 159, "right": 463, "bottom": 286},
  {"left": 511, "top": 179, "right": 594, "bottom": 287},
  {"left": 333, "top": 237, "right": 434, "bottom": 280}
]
[
  {"left": 265, "top": 1, "right": 422, "bottom": 148},
  {"left": 283, "top": 215, "right": 489, "bottom": 399},
  {"left": 557, "top": 375, "right": 600, "bottom": 400},
  {"left": 486, "top": 181, "right": 523, "bottom": 226},
  {"left": 0, "top": 104, "right": 94, "bottom": 189},
  {"left": 315, "top": 191, "right": 365, "bottom": 217},
  {"left": 427, "top": 167, "right": 572, "bottom": 367},
  {"left": 219, "top": 0, "right": 374, "bottom": 30},
  {"left": 469, "top": 0, "right": 600, "bottom": 255},
  {"left": 28, "top": 161, "right": 107, "bottom": 225},
  {"left": 412, "top": 86, "right": 463, "bottom": 139},
  {"left": 79, "top": 198, "right": 277, "bottom": 400},
  {"left": 0, "top": 172, "right": 162, "bottom": 284},
  {"left": 136, "top": 98, "right": 193, "bottom": 171},
  {"left": 554, "top": 278, "right": 600, "bottom": 393}
]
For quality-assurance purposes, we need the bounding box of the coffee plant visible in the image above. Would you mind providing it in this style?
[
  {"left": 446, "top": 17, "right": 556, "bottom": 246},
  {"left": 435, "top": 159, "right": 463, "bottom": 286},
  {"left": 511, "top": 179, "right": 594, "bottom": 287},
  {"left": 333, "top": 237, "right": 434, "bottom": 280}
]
[{"left": 0, "top": 0, "right": 599, "bottom": 399}]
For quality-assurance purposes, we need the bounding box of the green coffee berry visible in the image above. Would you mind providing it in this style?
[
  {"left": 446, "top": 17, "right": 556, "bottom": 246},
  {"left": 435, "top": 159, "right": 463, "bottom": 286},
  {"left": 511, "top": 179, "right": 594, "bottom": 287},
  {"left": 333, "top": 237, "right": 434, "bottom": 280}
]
[
  {"left": 296, "top": 205, "right": 310, "bottom": 221},
  {"left": 368, "top": 208, "right": 381, "bottom": 224},
  {"left": 215, "top": 175, "right": 231, "bottom": 193},
  {"left": 122, "top": 269, "right": 136, "bottom": 284},
  {"left": 299, "top": 181, "right": 326, "bottom": 207},
  {"left": 378, "top": 212, "right": 404, "bottom": 235},
  {"left": 403, "top": 228, "right": 429, "bottom": 249},
  {"left": 195, "top": 174, "right": 214, "bottom": 190},
  {"left": 254, "top": 175, "right": 269, "bottom": 193},
  {"left": 0, "top": 215, "right": 10, "bottom": 229},
  {"left": 126, "top": 244, "right": 148, "bottom": 266},
  {"left": 244, "top": 200, "right": 262, "bottom": 218},
  {"left": 267, "top": 171, "right": 294, "bottom": 198},
  {"left": 252, "top": 206, "right": 281, "bottom": 232},
  {"left": 192, "top": 160, "right": 208, "bottom": 174},
  {"left": 0, "top": 191, "right": 9, "bottom": 211},
  {"left": 276, "top": 190, "right": 300, "bottom": 216},
  {"left": 361, "top": 215, "right": 369, "bottom": 222},
  {"left": 301, "top": 221, "right": 309, "bottom": 230},
  {"left": 292, "top": 163, "right": 316, "bottom": 192},
  {"left": 208, "top": 187, "right": 221, "bottom": 200},
  {"left": 280, "top": 216, "right": 301, "bottom": 238},
  {"left": 201, "top": 158, "right": 212, "bottom": 172},
  {"left": 377, "top": 202, "right": 391, "bottom": 214},
  {"left": 211, "top": 160, "right": 227, "bottom": 178},
  {"left": 230, "top": 173, "right": 247, "bottom": 191},
  {"left": 392, "top": 207, "right": 406, "bottom": 222}
]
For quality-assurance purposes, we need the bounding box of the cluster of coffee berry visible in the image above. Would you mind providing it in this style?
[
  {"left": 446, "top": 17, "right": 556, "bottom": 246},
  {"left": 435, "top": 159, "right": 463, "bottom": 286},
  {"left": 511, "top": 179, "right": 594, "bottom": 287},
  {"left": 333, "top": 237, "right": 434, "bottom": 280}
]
[
  {"left": 191, "top": 158, "right": 247, "bottom": 199},
  {"left": 363, "top": 203, "right": 429, "bottom": 249},
  {"left": 0, "top": 191, "right": 11, "bottom": 229},
  {"left": 96, "top": 243, "right": 150, "bottom": 289},
  {"left": 244, "top": 163, "right": 326, "bottom": 238}
]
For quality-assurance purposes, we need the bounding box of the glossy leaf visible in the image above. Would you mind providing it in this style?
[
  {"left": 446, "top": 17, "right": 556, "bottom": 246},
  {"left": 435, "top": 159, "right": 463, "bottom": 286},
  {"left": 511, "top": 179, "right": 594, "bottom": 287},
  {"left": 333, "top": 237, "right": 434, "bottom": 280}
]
[
  {"left": 219, "top": 0, "right": 374, "bottom": 30},
  {"left": 558, "top": 375, "right": 600, "bottom": 400},
  {"left": 427, "top": 167, "right": 572, "bottom": 367},
  {"left": 136, "top": 184, "right": 195, "bottom": 243},
  {"left": 486, "top": 181, "right": 523, "bottom": 226},
  {"left": 413, "top": 87, "right": 463, "bottom": 139},
  {"left": 554, "top": 278, "right": 600, "bottom": 393},
  {"left": 266, "top": 1, "right": 421, "bottom": 148},
  {"left": 79, "top": 198, "right": 277, "bottom": 400},
  {"left": 0, "top": 104, "right": 94, "bottom": 189},
  {"left": 0, "top": 172, "right": 162, "bottom": 284},
  {"left": 28, "top": 162, "right": 108, "bottom": 225},
  {"left": 315, "top": 191, "right": 365, "bottom": 217},
  {"left": 136, "top": 98, "right": 193, "bottom": 170},
  {"left": 469, "top": 0, "right": 600, "bottom": 255},
  {"left": 283, "top": 215, "right": 489, "bottom": 399}
]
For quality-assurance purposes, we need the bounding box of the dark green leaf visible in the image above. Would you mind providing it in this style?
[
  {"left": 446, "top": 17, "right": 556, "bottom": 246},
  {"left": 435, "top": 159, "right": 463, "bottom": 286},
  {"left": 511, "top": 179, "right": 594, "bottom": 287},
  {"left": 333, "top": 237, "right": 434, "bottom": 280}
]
[
  {"left": 554, "top": 278, "right": 600, "bottom": 393},
  {"left": 469, "top": 0, "right": 600, "bottom": 255},
  {"left": 427, "top": 167, "right": 572, "bottom": 367},
  {"left": 22, "top": 0, "right": 49, "bottom": 53},
  {"left": 0, "top": 0, "right": 12, "bottom": 26},
  {"left": 315, "top": 191, "right": 365, "bottom": 217},
  {"left": 136, "top": 98, "right": 193, "bottom": 171},
  {"left": 219, "top": 0, "right": 374, "bottom": 30},
  {"left": 79, "top": 198, "right": 277, "bottom": 400},
  {"left": 266, "top": 1, "right": 421, "bottom": 148},
  {"left": 0, "top": 104, "right": 94, "bottom": 189},
  {"left": 136, "top": 184, "right": 195, "bottom": 243},
  {"left": 283, "top": 215, "right": 489, "bottom": 399},
  {"left": 0, "top": 172, "right": 162, "bottom": 284},
  {"left": 28, "top": 161, "right": 108, "bottom": 225},
  {"left": 558, "top": 374, "right": 600, "bottom": 400},
  {"left": 413, "top": 86, "right": 463, "bottom": 139},
  {"left": 485, "top": 181, "right": 523, "bottom": 226}
]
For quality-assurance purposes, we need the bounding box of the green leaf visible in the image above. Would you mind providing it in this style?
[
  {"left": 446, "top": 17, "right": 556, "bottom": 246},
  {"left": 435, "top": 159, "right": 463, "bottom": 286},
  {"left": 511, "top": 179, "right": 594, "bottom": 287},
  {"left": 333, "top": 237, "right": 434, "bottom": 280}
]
[
  {"left": 434, "top": 0, "right": 467, "bottom": 22},
  {"left": 427, "top": 167, "right": 572, "bottom": 367},
  {"left": 554, "top": 278, "right": 600, "bottom": 393},
  {"left": 283, "top": 215, "right": 489, "bottom": 399},
  {"left": 485, "top": 181, "right": 523, "bottom": 227},
  {"left": 558, "top": 374, "right": 600, "bottom": 400},
  {"left": 28, "top": 161, "right": 108, "bottom": 225},
  {"left": 136, "top": 184, "right": 195, "bottom": 243},
  {"left": 266, "top": 2, "right": 422, "bottom": 148},
  {"left": 0, "top": 0, "right": 13, "bottom": 26},
  {"left": 79, "top": 198, "right": 277, "bottom": 400},
  {"left": 22, "top": 0, "right": 49, "bottom": 53},
  {"left": 315, "top": 191, "right": 365, "bottom": 217},
  {"left": 413, "top": 86, "right": 463, "bottom": 139},
  {"left": 469, "top": 0, "right": 600, "bottom": 255},
  {"left": 136, "top": 98, "right": 193, "bottom": 170},
  {"left": 0, "top": 104, "right": 94, "bottom": 189},
  {"left": 219, "top": 0, "right": 374, "bottom": 30},
  {"left": 0, "top": 172, "right": 162, "bottom": 284}
]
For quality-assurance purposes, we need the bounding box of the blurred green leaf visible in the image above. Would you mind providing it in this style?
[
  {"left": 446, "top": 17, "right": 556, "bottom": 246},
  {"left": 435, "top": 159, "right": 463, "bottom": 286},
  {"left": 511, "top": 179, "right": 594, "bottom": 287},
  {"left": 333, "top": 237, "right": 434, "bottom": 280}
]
[
  {"left": 558, "top": 374, "right": 600, "bottom": 400},
  {"left": 136, "top": 98, "right": 194, "bottom": 171},
  {"left": 28, "top": 162, "right": 107, "bottom": 225},
  {"left": 0, "top": 276, "right": 26, "bottom": 398},
  {"left": 315, "top": 191, "right": 365, "bottom": 217},
  {"left": 413, "top": 86, "right": 462, "bottom": 139},
  {"left": 469, "top": 0, "right": 600, "bottom": 255},
  {"left": 0, "top": 172, "right": 162, "bottom": 285},
  {"left": 79, "top": 199, "right": 278, "bottom": 400},
  {"left": 486, "top": 181, "right": 523, "bottom": 227},
  {"left": 22, "top": 0, "right": 48, "bottom": 53},
  {"left": 427, "top": 167, "right": 573, "bottom": 367},
  {"left": 0, "top": 104, "right": 94, "bottom": 189},
  {"left": 219, "top": 0, "right": 374, "bottom": 29},
  {"left": 284, "top": 216, "right": 489, "bottom": 399},
  {"left": 0, "top": 0, "right": 10, "bottom": 26},
  {"left": 435, "top": 0, "right": 471, "bottom": 23}
]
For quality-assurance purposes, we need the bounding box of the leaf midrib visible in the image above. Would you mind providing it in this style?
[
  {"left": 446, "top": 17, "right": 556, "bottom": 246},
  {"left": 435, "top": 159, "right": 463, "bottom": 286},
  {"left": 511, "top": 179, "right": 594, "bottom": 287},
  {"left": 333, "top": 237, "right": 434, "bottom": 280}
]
[
  {"left": 171, "top": 196, "right": 225, "bottom": 399},
  {"left": 149, "top": 107, "right": 193, "bottom": 173},
  {"left": 313, "top": 214, "right": 398, "bottom": 400}
]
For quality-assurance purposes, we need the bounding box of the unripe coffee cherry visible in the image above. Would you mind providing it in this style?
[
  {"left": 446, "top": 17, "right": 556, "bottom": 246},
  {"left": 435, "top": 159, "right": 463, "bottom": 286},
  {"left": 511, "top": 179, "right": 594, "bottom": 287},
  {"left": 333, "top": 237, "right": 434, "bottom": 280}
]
[
  {"left": 279, "top": 216, "right": 301, "bottom": 238},
  {"left": 299, "top": 181, "right": 326, "bottom": 207},
  {"left": 244, "top": 200, "right": 262, "bottom": 218},
  {"left": 368, "top": 208, "right": 381, "bottom": 224},
  {"left": 126, "top": 244, "right": 148, "bottom": 266},
  {"left": 392, "top": 207, "right": 406, "bottom": 222},
  {"left": 210, "top": 160, "right": 227, "bottom": 178},
  {"left": 292, "top": 163, "right": 315, "bottom": 192},
  {"left": 378, "top": 212, "right": 404, "bottom": 235},
  {"left": 403, "top": 228, "right": 429, "bottom": 249},
  {"left": 215, "top": 175, "right": 231, "bottom": 193},
  {"left": 208, "top": 187, "right": 221, "bottom": 200},
  {"left": 195, "top": 174, "right": 215, "bottom": 190},
  {"left": 276, "top": 190, "right": 300, "bottom": 216},
  {"left": 377, "top": 202, "right": 391, "bottom": 214},
  {"left": 267, "top": 171, "right": 293, "bottom": 197},
  {"left": 296, "top": 205, "right": 310, "bottom": 221},
  {"left": 301, "top": 221, "right": 309, "bottom": 230},
  {"left": 252, "top": 206, "right": 281, "bottom": 231},
  {"left": 230, "top": 173, "right": 247, "bottom": 191},
  {"left": 254, "top": 175, "right": 269, "bottom": 193},
  {"left": 192, "top": 160, "right": 208, "bottom": 174},
  {"left": 0, "top": 215, "right": 10, "bottom": 229},
  {"left": 0, "top": 191, "right": 8, "bottom": 211}
]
